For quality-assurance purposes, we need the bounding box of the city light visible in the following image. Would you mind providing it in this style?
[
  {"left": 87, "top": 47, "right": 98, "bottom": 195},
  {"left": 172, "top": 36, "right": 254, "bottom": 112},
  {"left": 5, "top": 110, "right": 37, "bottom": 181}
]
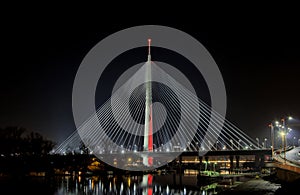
[
  {"left": 255, "top": 138, "right": 259, "bottom": 148},
  {"left": 280, "top": 131, "right": 286, "bottom": 163},
  {"left": 270, "top": 115, "right": 297, "bottom": 155}
]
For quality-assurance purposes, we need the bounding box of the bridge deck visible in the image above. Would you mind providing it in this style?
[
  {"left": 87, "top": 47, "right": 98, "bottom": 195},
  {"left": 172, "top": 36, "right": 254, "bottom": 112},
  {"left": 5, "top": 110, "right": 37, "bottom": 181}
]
[{"left": 181, "top": 149, "right": 272, "bottom": 156}]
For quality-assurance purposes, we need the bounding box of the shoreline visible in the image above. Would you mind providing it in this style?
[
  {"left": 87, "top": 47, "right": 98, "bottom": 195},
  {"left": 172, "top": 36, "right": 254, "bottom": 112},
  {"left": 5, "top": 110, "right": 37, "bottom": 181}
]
[{"left": 219, "top": 174, "right": 300, "bottom": 194}]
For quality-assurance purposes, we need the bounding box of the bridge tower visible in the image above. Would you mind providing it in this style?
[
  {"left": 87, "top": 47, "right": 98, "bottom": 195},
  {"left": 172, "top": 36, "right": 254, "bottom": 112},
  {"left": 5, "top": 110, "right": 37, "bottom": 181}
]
[{"left": 143, "top": 39, "right": 153, "bottom": 166}]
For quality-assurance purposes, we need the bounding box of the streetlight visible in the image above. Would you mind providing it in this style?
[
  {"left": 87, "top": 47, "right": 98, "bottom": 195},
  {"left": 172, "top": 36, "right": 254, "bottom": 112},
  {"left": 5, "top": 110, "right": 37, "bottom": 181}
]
[
  {"left": 271, "top": 116, "right": 293, "bottom": 151},
  {"left": 281, "top": 116, "right": 293, "bottom": 149},
  {"left": 256, "top": 138, "right": 260, "bottom": 148},
  {"left": 269, "top": 123, "right": 275, "bottom": 158},
  {"left": 281, "top": 116, "right": 293, "bottom": 128},
  {"left": 264, "top": 138, "right": 267, "bottom": 149},
  {"left": 153, "top": 144, "right": 157, "bottom": 152},
  {"left": 280, "top": 131, "right": 286, "bottom": 163}
]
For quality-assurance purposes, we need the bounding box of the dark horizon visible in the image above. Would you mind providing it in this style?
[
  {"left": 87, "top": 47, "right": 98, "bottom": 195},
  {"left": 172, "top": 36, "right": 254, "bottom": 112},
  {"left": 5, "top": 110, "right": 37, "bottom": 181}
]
[{"left": 2, "top": 21, "right": 300, "bottom": 145}]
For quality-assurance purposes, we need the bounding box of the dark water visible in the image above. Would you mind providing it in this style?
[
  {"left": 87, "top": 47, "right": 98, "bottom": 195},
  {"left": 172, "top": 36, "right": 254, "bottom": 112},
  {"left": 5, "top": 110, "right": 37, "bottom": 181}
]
[
  {"left": 0, "top": 173, "right": 295, "bottom": 195},
  {"left": 0, "top": 173, "right": 230, "bottom": 194},
  {"left": 53, "top": 174, "right": 226, "bottom": 194}
]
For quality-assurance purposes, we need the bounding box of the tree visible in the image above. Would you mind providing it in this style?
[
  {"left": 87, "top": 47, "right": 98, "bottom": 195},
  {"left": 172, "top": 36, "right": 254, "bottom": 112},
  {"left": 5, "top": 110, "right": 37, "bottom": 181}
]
[
  {"left": 0, "top": 126, "right": 55, "bottom": 157},
  {"left": 79, "top": 141, "right": 89, "bottom": 155}
]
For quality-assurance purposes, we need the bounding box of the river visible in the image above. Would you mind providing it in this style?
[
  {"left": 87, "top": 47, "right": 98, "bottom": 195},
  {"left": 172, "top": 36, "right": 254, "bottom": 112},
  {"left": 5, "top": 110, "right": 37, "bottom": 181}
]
[{"left": 0, "top": 173, "right": 297, "bottom": 194}]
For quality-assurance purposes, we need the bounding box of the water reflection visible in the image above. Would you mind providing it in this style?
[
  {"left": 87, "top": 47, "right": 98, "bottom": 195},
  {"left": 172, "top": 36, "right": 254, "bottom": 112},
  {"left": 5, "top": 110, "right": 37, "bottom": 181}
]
[{"left": 54, "top": 174, "right": 221, "bottom": 194}]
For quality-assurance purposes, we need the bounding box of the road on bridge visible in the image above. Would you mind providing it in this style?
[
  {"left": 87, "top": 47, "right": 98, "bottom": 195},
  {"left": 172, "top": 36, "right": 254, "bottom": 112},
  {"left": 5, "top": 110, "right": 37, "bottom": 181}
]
[
  {"left": 273, "top": 146, "right": 300, "bottom": 174},
  {"left": 285, "top": 146, "right": 300, "bottom": 166},
  {"left": 274, "top": 146, "right": 300, "bottom": 166}
]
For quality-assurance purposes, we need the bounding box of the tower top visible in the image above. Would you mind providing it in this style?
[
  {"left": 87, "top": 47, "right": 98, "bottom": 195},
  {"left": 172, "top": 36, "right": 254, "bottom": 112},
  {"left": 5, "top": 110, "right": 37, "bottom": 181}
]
[{"left": 147, "top": 38, "right": 151, "bottom": 62}]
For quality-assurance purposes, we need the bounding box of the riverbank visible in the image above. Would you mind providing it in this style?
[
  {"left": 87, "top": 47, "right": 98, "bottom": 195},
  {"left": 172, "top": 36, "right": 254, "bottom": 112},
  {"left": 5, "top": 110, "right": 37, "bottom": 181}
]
[{"left": 219, "top": 174, "right": 300, "bottom": 194}]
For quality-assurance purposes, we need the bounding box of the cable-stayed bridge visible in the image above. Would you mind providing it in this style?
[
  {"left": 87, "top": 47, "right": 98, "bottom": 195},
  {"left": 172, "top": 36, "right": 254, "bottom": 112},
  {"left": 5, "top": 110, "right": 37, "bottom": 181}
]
[
  {"left": 53, "top": 40, "right": 271, "bottom": 171},
  {"left": 53, "top": 113, "right": 264, "bottom": 154}
]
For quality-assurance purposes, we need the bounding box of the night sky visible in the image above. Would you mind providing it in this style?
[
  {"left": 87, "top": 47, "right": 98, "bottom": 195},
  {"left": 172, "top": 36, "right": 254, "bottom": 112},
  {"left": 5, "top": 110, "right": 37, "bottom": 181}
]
[{"left": 2, "top": 13, "right": 300, "bottom": 145}]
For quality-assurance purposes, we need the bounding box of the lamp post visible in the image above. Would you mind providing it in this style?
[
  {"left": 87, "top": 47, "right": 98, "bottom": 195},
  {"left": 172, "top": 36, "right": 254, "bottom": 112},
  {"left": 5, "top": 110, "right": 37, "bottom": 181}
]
[
  {"left": 280, "top": 131, "right": 286, "bottom": 163},
  {"left": 281, "top": 116, "right": 293, "bottom": 151},
  {"left": 274, "top": 121, "right": 281, "bottom": 149},
  {"left": 264, "top": 138, "right": 267, "bottom": 149},
  {"left": 269, "top": 123, "right": 274, "bottom": 158},
  {"left": 256, "top": 137, "right": 259, "bottom": 148},
  {"left": 282, "top": 118, "right": 287, "bottom": 147}
]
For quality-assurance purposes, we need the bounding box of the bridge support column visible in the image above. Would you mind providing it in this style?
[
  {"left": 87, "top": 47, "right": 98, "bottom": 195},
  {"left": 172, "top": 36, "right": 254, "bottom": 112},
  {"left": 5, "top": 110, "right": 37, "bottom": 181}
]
[
  {"left": 205, "top": 156, "right": 209, "bottom": 171},
  {"left": 229, "top": 155, "right": 234, "bottom": 174},
  {"left": 178, "top": 155, "right": 182, "bottom": 176},
  {"left": 235, "top": 155, "right": 240, "bottom": 173},
  {"left": 255, "top": 154, "right": 264, "bottom": 171},
  {"left": 255, "top": 154, "right": 259, "bottom": 169},
  {"left": 260, "top": 154, "right": 265, "bottom": 169},
  {"left": 198, "top": 156, "right": 203, "bottom": 173},
  {"left": 173, "top": 172, "right": 176, "bottom": 185}
]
